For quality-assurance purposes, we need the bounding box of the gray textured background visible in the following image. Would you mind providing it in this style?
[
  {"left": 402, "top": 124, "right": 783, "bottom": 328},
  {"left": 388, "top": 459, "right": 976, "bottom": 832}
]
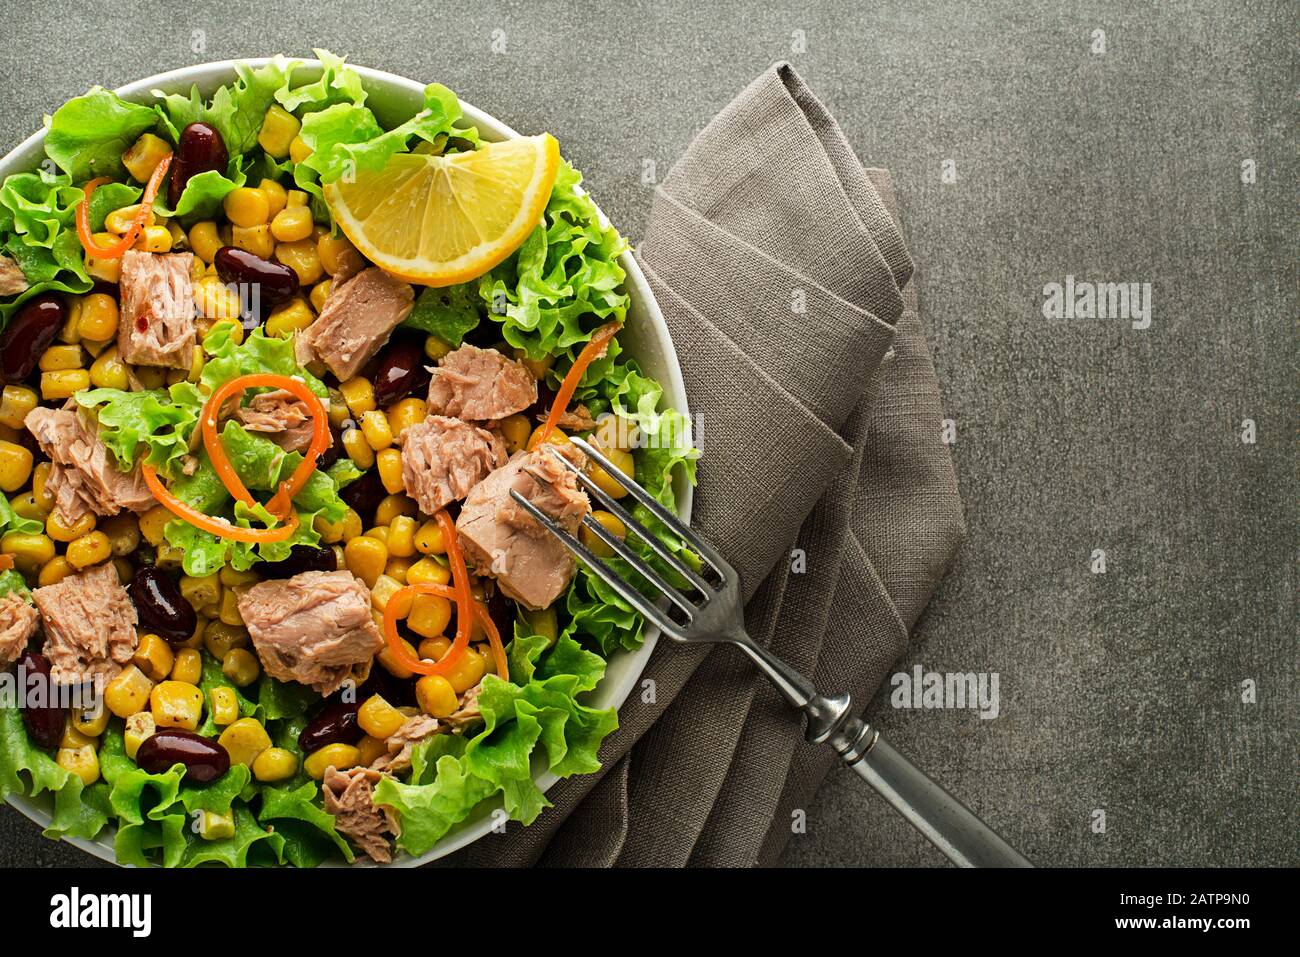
[{"left": 0, "top": 0, "right": 1294, "bottom": 868}]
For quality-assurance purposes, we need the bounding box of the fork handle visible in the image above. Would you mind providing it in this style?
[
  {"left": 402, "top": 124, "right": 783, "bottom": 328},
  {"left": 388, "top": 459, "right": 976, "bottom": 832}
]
[{"left": 732, "top": 639, "right": 1032, "bottom": 868}]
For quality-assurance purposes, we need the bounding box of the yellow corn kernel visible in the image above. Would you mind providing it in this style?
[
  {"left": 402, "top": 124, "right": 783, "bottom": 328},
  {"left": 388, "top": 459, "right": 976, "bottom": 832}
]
[
  {"left": 269, "top": 206, "right": 314, "bottom": 243},
  {"left": 138, "top": 505, "right": 172, "bottom": 546},
  {"left": 58, "top": 299, "right": 82, "bottom": 344},
  {"left": 384, "top": 397, "right": 426, "bottom": 441},
  {"left": 88, "top": 347, "right": 129, "bottom": 390},
  {"left": 65, "top": 530, "right": 111, "bottom": 569},
  {"left": 223, "top": 187, "right": 271, "bottom": 228},
  {"left": 374, "top": 494, "right": 417, "bottom": 527},
  {"left": 424, "top": 334, "right": 452, "bottom": 361},
  {"left": 407, "top": 593, "right": 452, "bottom": 639},
  {"left": 169, "top": 647, "right": 201, "bottom": 685},
  {"left": 31, "top": 462, "right": 54, "bottom": 510},
  {"left": 443, "top": 646, "right": 487, "bottom": 694},
  {"left": 384, "top": 556, "right": 412, "bottom": 583},
  {"left": 406, "top": 557, "right": 450, "bottom": 588},
  {"left": 38, "top": 344, "right": 83, "bottom": 372},
  {"left": 316, "top": 233, "right": 360, "bottom": 275},
  {"left": 195, "top": 808, "right": 235, "bottom": 841},
  {"left": 1, "top": 531, "right": 54, "bottom": 575},
  {"left": 37, "top": 555, "right": 73, "bottom": 586},
  {"left": 112, "top": 556, "right": 134, "bottom": 586},
  {"left": 326, "top": 393, "right": 348, "bottom": 430},
  {"left": 105, "top": 664, "right": 154, "bottom": 719},
  {"left": 105, "top": 203, "right": 156, "bottom": 235},
  {"left": 232, "top": 223, "right": 275, "bottom": 259},
  {"left": 308, "top": 279, "right": 331, "bottom": 312},
  {"left": 222, "top": 648, "right": 260, "bottom": 687},
  {"left": 288, "top": 135, "right": 313, "bottom": 164},
  {"left": 133, "top": 224, "right": 173, "bottom": 253},
  {"left": 154, "top": 542, "right": 185, "bottom": 570},
  {"left": 365, "top": 525, "right": 389, "bottom": 546},
  {"left": 208, "top": 685, "right": 240, "bottom": 727},
  {"left": 499, "top": 413, "right": 532, "bottom": 453},
  {"left": 386, "top": 515, "right": 416, "bottom": 559},
  {"left": 343, "top": 534, "right": 388, "bottom": 588},
  {"left": 121, "top": 712, "right": 156, "bottom": 761},
  {"left": 257, "top": 104, "right": 301, "bottom": 158},
  {"left": 417, "top": 635, "right": 451, "bottom": 663},
  {"left": 217, "top": 588, "right": 244, "bottom": 627},
  {"left": 413, "top": 520, "right": 446, "bottom": 556},
  {"left": 218, "top": 717, "right": 272, "bottom": 767},
  {"left": 580, "top": 510, "right": 628, "bottom": 559},
  {"left": 39, "top": 368, "right": 88, "bottom": 401},
  {"left": 203, "top": 618, "right": 249, "bottom": 660},
  {"left": 376, "top": 636, "right": 418, "bottom": 680},
  {"left": 180, "top": 572, "right": 221, "bottom": 616},
  {"left": 355, "top": 734, "right": 387, "bottom": 767},
  {"left": 338, "top": 426, "right": 371, "bottom": 470},
  {"left": 193, "top": 276, "right": 243, "bottom": 322},
  {"left": 274, "top": 237, "right": 323, "bottom": 285},
  {"left": 313, "top": 505, "right": 360, "bottom": 545},
  {"left": 369, "top": 574, "right": 405, "bottom": 614},
  {"left": 414, "top": 673, "right": 457, "bottom": 719},
  {"left": 84, "top": 234, "right": 121, "bottom": 283},
  {"left": 359, "top": 411, "right": 392, "bottom": 452},
  {"left": 263, "top": 296, "right": 314, "bottom": 338},
  {"left": 56, "top": 745, "right": 100, "bottom": 786},
  {"left": 0, "top": 385, "right": 37, "bottom": 430},
  {"left": 254, "top": 178, "right": 286, "bottom": 219},
  {"left": 303, "top": 742, "right": 360, "bottom": 780},
  {"left": 132, "top": 633, "right": 175, "bottom": 682},
  {"left": 0, "top": 441, "right": 33, "bottom": 493},
  {"left": 122, "top": 132, "right": 171, "bottom": 182},
  {"left": 10, "top": 492, "right": 47, "bottom": 523},
  {"left": 218, "top": 566, "right": 259, "bottom": 588},
  {"left": 338, "top": 377, "right": 375, "bottom": 416},
  {"left": 520, "top": 606, "right": 559, "bottom": 647},
  {"left": 135, "top": 364, "right": 168, "bottom": 389},
  {"left": 251, "top": 746, "right": 298, "bottom": 782},
  {"left": 76, "top": 293, "right": 119, "bottom": 342},
  {"left": 188, "top": 221, "right": 222, "bottom": 263},
  {"left": 150, "top": 680, "right": 203, "bottom": 731},
  {"left": 72, "top": 702, "right": 110, "bottom": 738},
  {"left": 357, "top": 694, "right": 406, "bottom": 740},
  {"left": 518, "top": 351, "right": 554, "bottom": 381},
  {"left": 100, "top": 513, "right": 140, "bottom": 557},
  {"left": 45, "top": 509, "right": 95, "bottom": 543},
  {"left": 167, "top": 220, "right": 188, "bottom": 253},
  {"left": 375, "top": 448, "right": 405, "bottom": 495},
  {"left": 59, "top": 717, "right": 94, "bottom": 751},
  {"left": 588, "top": 446, "right": 635, "bottom": 499}
]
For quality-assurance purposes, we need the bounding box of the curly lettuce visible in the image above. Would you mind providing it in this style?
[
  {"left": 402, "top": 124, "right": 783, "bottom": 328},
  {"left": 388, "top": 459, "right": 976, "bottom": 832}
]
[{"left": 44, "top": 87, "right": 159, "bottom": 182}]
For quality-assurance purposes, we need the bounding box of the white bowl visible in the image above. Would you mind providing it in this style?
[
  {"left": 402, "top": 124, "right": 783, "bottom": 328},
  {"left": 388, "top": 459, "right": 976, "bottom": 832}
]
[{"left": 1, "top": 58, "right": 691, "bottom": 867}]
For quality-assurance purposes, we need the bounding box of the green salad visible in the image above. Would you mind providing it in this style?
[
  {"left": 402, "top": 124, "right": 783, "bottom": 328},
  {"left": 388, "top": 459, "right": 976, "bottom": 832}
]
[{"left": 0, "top": 51, "right": 695, "bottom": 866}]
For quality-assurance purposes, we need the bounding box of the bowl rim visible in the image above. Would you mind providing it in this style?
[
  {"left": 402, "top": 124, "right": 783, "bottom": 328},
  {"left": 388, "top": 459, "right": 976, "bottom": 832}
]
[{"left": 0, "top": 56, "right": 692, "bottom": 868}]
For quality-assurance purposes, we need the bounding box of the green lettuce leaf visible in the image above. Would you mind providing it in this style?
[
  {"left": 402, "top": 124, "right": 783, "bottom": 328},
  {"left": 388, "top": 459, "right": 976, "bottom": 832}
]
[
  {"left": 0, "top": 493, "right": 44, "bottom": 536},
  {"left": 44, "top": 87, "right": 160, "bottom": 181},
  {"left": 403, "top": 282, "right": 482, "bottom": 346},
  {"left": 200, "top": 323, "right": 326, "bottom": 396},
  {"left": 373, "top": 735, "right": 499, "bottom": 857},
  {"left": 479, "top": 160, "right": 629, "bottom": 359},
  {"left": 0, "top": 168, "right": 93, "bottom": 324},
  {"left": 0, "top": 704, "right": 110, "bottom": 842},
  {"left": 180, "top": 804, "right": 285, "bottom": 868},
  {"left": 275, "top": 49, "right": 367, "bottom": 114},
  {"left": 98, "top": 724, "right": 190, "bottom": 867},
  {"left": 153, "top": 57, "right": 297, "bottom": 158},
  {"left": 259, "top": 780, "right": 354, "bottom": 867},
  {"left": 74, "top": 383, "right": 204, "bottom": 477}
]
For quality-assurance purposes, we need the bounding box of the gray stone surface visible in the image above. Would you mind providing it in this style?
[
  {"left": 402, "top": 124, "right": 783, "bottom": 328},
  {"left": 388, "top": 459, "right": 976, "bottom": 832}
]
[{"left": 0, "top": 0, "right": 1293, "bottom": 868}]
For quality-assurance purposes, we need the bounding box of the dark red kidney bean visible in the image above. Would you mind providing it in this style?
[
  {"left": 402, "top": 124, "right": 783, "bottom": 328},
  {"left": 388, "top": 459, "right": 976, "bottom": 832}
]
[
  {"left": 315, "top": 425, "right": 343, "bottom": 471},
  {"left": 135, "top": 729, "right": 230, "bottom": 783},
  {"left": 214, "top": 246, "right": 300, "bottom": 305},
  {"left": 169, "top": 122, "right": 228, "bottom": 208},
  {"left": 1, "top": 294, "right": 66, "bottom": 383},
  {"left": 129, "top": 565, "right": 197, "bottom": 645},
  {"left": 339, "top": 468, "right": 386, "bottom": 518},
  {"left": 298, "top": 697, "right": 363, "bottom": 754},
  {"left": 17, "top": 653, "right": 64, "bottom": 750},
  {"left": 256, "top": 544, "right": 336, "bottom": 578},
  {"left": 372, "top": 336, "right": 432, "bottom": 408}
]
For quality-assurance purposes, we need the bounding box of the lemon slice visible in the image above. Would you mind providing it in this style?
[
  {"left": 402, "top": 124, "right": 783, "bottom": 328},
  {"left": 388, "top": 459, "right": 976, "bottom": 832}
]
[{"left": 324, "top": 133, "right": 560, "bottom": 286}]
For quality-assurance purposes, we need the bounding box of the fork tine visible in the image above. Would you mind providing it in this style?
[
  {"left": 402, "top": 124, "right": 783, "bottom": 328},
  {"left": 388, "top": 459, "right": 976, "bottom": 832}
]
[
  {"left": 567, "top": 436, "right": 731, "bottom": 577},
  {"left": 507, "top": 489, "right": 681, "bottom": 637},
  {"left": 576, "top": 512, "right": 697, "bottom": 617},
  {"left": 544, "top": 447, "right": 714, "bottom": 596}
]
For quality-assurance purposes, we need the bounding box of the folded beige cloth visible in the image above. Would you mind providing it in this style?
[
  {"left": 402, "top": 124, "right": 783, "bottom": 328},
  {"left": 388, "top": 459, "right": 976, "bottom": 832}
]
[{"left": 459, "top": 63, "right": 964, "bottom": 867}]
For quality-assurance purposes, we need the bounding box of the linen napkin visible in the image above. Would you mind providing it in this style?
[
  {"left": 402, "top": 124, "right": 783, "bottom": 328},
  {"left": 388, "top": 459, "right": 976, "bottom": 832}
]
[{"left": 457, "top": 63, "right": 964, "bottom": 867}]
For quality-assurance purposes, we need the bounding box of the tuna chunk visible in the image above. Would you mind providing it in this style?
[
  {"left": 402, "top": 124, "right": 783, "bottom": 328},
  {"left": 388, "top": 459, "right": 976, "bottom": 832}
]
[
  {"left": 445, "top": 680, "right": 483, "bottom": 731},
  {"left": 295, "top": 267, "right": 413, "bottom": 381},
  {"left": 540, "top": 403, "right": 599, "bottom": 434},
  {"left": 0, "top": 593, "right": 40, "bottom": 667},
  {"left": 0, "top": 253, "right": 28, "bottom": 296},
  {"left": 31, "top": 563, "right": 137, "bottom": 687},
  {"left": 322, "top": 765, "right": 397, "bottom": 864},
  {"left": 117, "top": 250, "right": 197, "bottom": 369},
  {"left": 24, "top": 406, "right": 154, "bottom": 525},
  {"left": 233, "top": 388, "right": 314, "bottom": 454},
  {"left": 399, "top": 415, "right": 506, "bottom": 515},
  {"left": 238, "top": 570, "right": 383, "bottom": 696},
  {"left": 426, "top": 345, "right": 536, "bottom": 422},
  {"left": 455, "top": 448, "right": 591, "bottom": 610},
  {"left": 370, "top": 714, "right": 440, "bottom": 774}
]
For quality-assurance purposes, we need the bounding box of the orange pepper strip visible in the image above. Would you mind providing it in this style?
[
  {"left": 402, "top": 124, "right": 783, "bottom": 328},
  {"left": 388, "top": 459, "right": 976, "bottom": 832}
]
[
  {"left": 529, "top": 321, "right": 622, "bottom": 450},
  {"left": 381, "top": 584, "right": 508, "bottom": 683},
  {"left": 201, "top": 373, "right": 330, "bottom": 520},
  {"left": 141, "top": 464, "right": 299, "bottom": 543},
  {"left": 380, "top": 510, "right": 492, "bottom": 679},
  {"left": 76, "top": 153, "right": 172, "bottom": 259},
  {"left": 0, "top": 555, "right": 14, "bottom": 571}
]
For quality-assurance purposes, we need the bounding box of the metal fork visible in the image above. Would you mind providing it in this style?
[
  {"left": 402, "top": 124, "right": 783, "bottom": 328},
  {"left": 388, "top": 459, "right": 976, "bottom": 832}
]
[{"left": 509, "top": 436, "right": 1033, "bottom": 868}]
